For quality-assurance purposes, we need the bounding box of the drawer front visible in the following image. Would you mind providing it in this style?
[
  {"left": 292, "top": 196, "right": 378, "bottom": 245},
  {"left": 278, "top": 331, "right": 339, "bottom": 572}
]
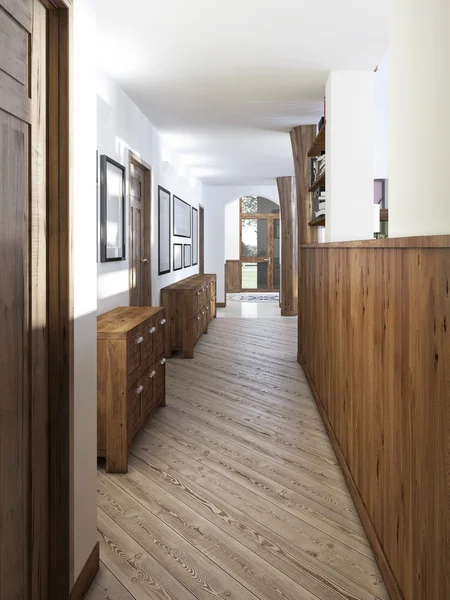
[
  {"left": 127, "top": 328, "right": 144, "bottom": 378},
  {"left": 194, "top": 313, "right": 201, "bottom": 340},
  {"left": 205, "top": 303, "right": 212, "bottom": 322},
  {"left": 154, "top": 314, "right": 166, "bottom": 354},
  {"left": 210, "top": 280, "right": 216, "bottom": 298},
  {"left": 142, "top": 364, "right": 156, "bottom": 411},
  {"left": 155, "top": 356, "right": 166, "bottom": 394},
  {"left": 197, "top": 286, "right": 206, "bottom": 307},
  {"left": 127, "top": 378, "right": 144, "bottom": 433},
  {"left": 210, "top": 298, "right": 216, "bottom": 319},
  {"left": 128, "top": 412, "right": 141, "bottom": 446},
  {"left": 142, "top": 396, "right": 156, "bottom": 422},
  {"left": 142, "top": 319, "right": 156, "bottom": 361}
]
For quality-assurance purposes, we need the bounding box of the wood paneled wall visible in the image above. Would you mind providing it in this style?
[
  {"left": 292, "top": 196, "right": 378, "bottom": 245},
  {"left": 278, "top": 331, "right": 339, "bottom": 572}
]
[
  {"left": 298, "top": 237, "right": 450, "bottom": 600},
  {"left": 290, "top": 125, "right": 317, "bottom": 244},
  {"left": 225, "top": 260, "right": 241, "bottom": 293},
  {"left": 277, "top": 176, "right": 298, "bottom": 316}
]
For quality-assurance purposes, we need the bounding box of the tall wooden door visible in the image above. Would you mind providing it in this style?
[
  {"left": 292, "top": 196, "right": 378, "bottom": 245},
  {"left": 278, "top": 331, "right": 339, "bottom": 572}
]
[
  {"left": 129, "top": 155, "right": 152, "bottom": 306},
  {"left": 0, "top": 0, "right": 49, "bottom": 597}
]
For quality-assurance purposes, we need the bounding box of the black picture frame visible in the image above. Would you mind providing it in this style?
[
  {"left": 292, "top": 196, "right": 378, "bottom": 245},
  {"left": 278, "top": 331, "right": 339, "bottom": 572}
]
[
  {"left": 173, "top": 243, "right": 183, "bottom": 271},
  {"left": 100, "top": 155, "right": 126, "bottom": 262},
  {"left": 192, "top": 207, "right": 198, "bottom": 266},
  {"left": 184, "top": 244, "right": 191, "bottom": 268},
  {"left": 173, "top": 195, "right": 191, "bottom": 237},
  {"left": 158, "top": 186, "right": 171, "bottom": 275}
]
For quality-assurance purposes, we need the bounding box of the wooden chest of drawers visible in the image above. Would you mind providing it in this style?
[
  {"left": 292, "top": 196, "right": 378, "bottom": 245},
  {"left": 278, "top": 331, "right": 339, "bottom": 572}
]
[
  {"left": 97, "top": 306, "right": 166, "bottom": 472},
  {"left": 161, "top": 274, "right": 217, "bottom": 358}
]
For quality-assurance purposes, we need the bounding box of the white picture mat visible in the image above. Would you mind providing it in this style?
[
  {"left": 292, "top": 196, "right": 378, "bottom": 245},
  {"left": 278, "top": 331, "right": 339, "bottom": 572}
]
[
  {"left": 159, "top": 188, "right": 171, "bottom": 273},
  {"left": 106, "top": 162, "right": 124, "bottom": 259}
]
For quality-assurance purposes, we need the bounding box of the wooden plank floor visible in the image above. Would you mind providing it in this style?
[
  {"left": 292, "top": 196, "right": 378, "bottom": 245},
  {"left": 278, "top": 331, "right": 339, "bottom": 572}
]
[{"left": 87, "top": 317, "right": 389, "bottom": 600}]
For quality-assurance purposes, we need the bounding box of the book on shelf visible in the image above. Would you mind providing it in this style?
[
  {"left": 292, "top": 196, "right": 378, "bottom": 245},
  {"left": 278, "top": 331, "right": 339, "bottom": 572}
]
[
  {"left": 314, "top": 208, "right": 325, "bottom": 218},
  {"left": 310, "top": 158, "right": 317, "bottom": 185}
]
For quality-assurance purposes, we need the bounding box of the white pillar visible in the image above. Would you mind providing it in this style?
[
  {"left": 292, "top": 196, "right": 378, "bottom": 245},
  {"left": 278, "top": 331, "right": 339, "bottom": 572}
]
[
  {"left": 326, "top": 71, "right": 375, "bottom": 242},
  {"left": 389, "top": 0, "right": 450, "bottom": 237}
]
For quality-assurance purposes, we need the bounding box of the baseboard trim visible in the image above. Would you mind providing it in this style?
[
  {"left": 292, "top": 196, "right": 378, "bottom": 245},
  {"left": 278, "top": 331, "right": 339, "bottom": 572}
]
[
  {"left": 297, "top": 354, "right": 403, "bottom": 600},
  {"left": 70, "top": 542, "right": 99, "bottom": 600},
  {"left": 281, "top": 309, "right": 298, "bottom": 317},
  {"left": 216, "top": 302, "right": 226, "bottom": 308}
]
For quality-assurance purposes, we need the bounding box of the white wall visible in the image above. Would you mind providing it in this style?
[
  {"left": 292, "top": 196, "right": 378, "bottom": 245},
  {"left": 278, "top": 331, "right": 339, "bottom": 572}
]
[
  {"left": 374, "top": 52, "right": 389, "bottom": 181},
  {"left": 73, "top": 0, "right": 98, "bottom": 584},
  {"left": 389, "top": 0, "right": 450, "bottom": 236},
  {"left": 203, "top": 185, "right": 279, "bottom": 302},
  {"left": 225, "top": 199, "right": 240, "bottom": 260},
  {"left": 97, "top": 70, "right": 205, "bottom": 314},
  {"left": 325, "top": 71, "right": 375, "bottom": 242}
]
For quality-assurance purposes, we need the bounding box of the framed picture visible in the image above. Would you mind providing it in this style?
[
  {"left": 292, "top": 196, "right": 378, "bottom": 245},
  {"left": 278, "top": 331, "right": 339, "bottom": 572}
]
[
  {"left": 173, "top": 243, "right": 182, "bottom": 271},
  {"left": 192, "top": 207, "right": 198, "bottom": 266},
  {"left": 100, "top": 155, "right": 126, "bottom": 262},
  {"left": 184, "top": 244, "right": 191, "bottom": 268},
  {"left": 173, "top": 195, "right": 191, "bottom": 237},
  {"left": 158, "top": 186, "right": 171, "bottom": 275}
]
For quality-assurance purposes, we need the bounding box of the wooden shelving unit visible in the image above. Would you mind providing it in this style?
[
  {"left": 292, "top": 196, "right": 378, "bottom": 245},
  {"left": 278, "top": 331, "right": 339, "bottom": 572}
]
[
  {"left": 308, "top": 215, "right": 325, "bottom": 227},
  {"left": 307, "top": 126, "right": 326, "bottom": 157},
  {"left": 308, "top": 172, "right": 325, "bottom": 193},
  {"left": 307, "top": 124, "right": 326, "bottom": 234}
]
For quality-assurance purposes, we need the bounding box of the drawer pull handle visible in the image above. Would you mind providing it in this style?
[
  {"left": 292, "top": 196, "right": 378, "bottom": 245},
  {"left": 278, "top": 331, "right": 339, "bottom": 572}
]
[
  {"left": 148, "top": 326, "right": 156, "bottom": 334},
  {"left": 197, "top": 316, "right": 200, "bottom": 320},
  {"left": 197, "top": 291, "right": 200, "bottom": 296},
  {"left": 160, "top": 358, "right": 167, "bottom": 365},
  {"left": 148, "top": 370, "right": 156, "bottom": 379},
  {"left": 135, "top": 385, "right": 144, "bottom": 395},
  {"left": 135, "top": 336, "right": 144, "bottom": 345},
  {"left": 160, "top": 319, "right": 166, "bottom": 325}
]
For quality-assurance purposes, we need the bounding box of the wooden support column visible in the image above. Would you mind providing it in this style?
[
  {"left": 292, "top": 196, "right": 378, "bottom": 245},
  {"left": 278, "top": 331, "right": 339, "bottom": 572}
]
[
  {"left": 290, "top": 126, "right": 317, "bottom": 245},
  {"left": 276, "top": 177, "right": 298, "bottom": 316}
]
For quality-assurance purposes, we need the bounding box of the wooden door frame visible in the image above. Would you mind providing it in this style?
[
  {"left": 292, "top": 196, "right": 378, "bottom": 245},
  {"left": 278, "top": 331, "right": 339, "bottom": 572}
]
[
  {"left": 199, "top": 205, "right": 205, "bottom": 274},
  {"left": 128, "top": 151, "right": 152, "bottom": 306},
  {"left": 47, "top": 0, "right": 74, "bottom": 596},
  {"left": 239, "top": 211, "right": 280, "bottom": 292}
]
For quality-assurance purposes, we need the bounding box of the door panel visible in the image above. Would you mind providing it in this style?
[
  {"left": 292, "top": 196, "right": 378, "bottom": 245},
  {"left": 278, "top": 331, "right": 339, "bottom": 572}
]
[
  {"left": 0, "top": 1, "right": 48, "bottom": 597},
  {"left": 129, "top": 159, "right": 152, "bottom": 306},
  {"left": 129, "top": 162, "right": 144, "bottom": 306}
]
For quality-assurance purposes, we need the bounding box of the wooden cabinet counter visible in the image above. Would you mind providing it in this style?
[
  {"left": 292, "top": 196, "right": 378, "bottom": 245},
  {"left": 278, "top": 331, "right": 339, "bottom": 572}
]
[
  {"left": 161, "top": 274, "right": 216, "bottom": 358},
  {"left": 97, "top": 306, "right": 166, "bottom": 472}
]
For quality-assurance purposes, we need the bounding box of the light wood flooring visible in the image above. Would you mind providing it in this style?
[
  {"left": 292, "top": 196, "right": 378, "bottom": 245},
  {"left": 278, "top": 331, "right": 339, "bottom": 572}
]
[{"left": 87, "top": 317, "right": 389, "bottom": 600}]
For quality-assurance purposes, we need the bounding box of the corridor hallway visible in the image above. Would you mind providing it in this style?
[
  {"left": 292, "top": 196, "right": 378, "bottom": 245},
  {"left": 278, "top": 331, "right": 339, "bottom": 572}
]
[{"left": 88, "top": 317, "right": 388, "bottom": 600}]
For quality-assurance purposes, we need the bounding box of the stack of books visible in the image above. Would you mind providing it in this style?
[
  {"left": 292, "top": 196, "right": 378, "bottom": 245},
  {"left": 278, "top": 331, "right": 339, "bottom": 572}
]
[
  {"left": 313, "top": 187, "right": 326, "bottom": 217},
  {"left": 317, "top": 153, "right": 326, "bottom": 179}
]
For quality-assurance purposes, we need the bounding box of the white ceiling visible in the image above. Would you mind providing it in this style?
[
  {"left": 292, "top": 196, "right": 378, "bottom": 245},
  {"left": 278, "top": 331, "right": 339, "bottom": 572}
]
[{"left": 95, "top": 0, "right": 388, "bottom": 186}]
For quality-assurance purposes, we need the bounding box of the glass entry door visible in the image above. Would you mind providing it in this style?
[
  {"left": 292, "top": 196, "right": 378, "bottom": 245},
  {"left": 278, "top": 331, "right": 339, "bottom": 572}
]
[{"left": 240, "top": 215, "right": 280, "bottom": 291}]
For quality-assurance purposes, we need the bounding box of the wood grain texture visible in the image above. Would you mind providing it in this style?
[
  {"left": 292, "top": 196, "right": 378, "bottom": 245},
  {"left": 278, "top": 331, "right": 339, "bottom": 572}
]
[
  {"left": 47, "top": 2, "right": 74, "bottom": 593},
  {"left": 30, "top": 2, "right": 49, "bottom": 597},
  {"left": 97, "top": 307, "right": 166, "bottom": 473},
  {"left": 0, "top": 1, "right": 50, "bottom": 597},
  {"left": 225, "top": 260, "right": 241, "bottom": 293},
  {"left": 89, "top": 317, "right": 389, "bottom": 600},
  {"left": 161, "top": 274, "right": 216, "bottom": 358},
  {"left": 129, "top": 153, "right": 152, "bottom": 307},
  {"left": 290, "top": 125, "right": 319, "bottom": 245},
  {"left": 298, "top": 241, "right": 450, "bottom": 600},
  {"left": 277, "top": 176, "right": 298, "bottom": 316},
  {"left": 71, "top": 543, "right": 100, "bottom": 600}
]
